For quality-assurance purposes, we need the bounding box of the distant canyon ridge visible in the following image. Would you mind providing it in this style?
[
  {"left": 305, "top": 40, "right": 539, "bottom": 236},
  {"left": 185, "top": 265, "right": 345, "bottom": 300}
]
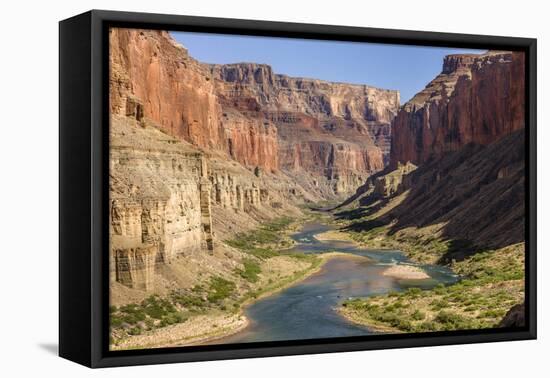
[{"left": 108, "top": 28, "right": 524, "bottom": 291}]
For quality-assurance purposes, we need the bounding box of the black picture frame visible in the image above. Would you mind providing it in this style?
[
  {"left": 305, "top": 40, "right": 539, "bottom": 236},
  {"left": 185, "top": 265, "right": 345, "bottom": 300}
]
[{"left": 59, "top": 9, "right": 537, "bottom": 368}]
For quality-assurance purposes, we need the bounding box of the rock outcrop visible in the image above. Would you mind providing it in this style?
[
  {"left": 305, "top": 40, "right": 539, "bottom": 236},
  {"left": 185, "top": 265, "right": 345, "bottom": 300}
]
[
  {"left": 109, "top": 28, "right": 279, "bottom": 173},
  {"left": 383, "top": 51, "right": 526, "bottom": 250},
  {"left": 109, "top": 114, "right": 212, "bottom": 289},
  {"left": 109, "top": 108, "right": 314, "bottom": 290},
  {"left": 338, "top": 50, "right": 526, "bottom": 256},
  {"left": 339, "top": 129, "right": 525, "bottom": 266},
  {"left": 114, "top": 245, "right": 157, "bottom": 290},
  {"left": 390, "top": 51, "right": 525, "bottom": 167},
  {"left": 499, "top": 303, "right": 525, "bottom": 328},
  {"left": 211, "top": 63, "right": 400, "bottom": 194},
  {"left": 209, "top": 63, "right": 398, "bottom": 124},
  {"left": 372, "top": 162, "right": 417, "bottom": 198}
]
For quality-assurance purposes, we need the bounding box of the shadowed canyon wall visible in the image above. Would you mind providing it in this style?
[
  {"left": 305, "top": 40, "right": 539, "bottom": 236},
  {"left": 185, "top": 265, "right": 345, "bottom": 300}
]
[
  {"left": 340, "top": 50, "right": 526, "bottom": 255},
  {"left": 389, "top": 130, "right": 525, "bottom": 252}
]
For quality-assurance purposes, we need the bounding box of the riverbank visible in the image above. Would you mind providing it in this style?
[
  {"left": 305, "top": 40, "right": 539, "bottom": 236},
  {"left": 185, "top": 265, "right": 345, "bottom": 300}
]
[
  {"left": 110, "top": 213, "right": 367, "bottom": 350},
  {"left": 111, "top": 312, "right": 249, "bottom": 350},
  {"left": 337, "top": 236, "right": 525, "bottom": 333},
  {"left": 330, "top": 191, "right": 525, "bottom": 332},
  {"left": 338, "top": 306, "right": 402, "bottom": 334},
  {"left": 112, "top": 251, "right": 369, "bottom": 350}
]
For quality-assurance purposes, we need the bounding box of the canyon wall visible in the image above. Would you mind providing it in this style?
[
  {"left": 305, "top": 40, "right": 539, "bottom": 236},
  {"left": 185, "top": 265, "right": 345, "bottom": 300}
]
[
  {"left": 109, "top": 28, "right": 279, "bottom": 172},
  {"left": 109, "top": 112, "right": 306, "bottom": 291},
  {"left": 109, "top": 115, "right": 211, "bottom": 289},
  {"left": 390, "top": 51, "right": 525, "bottom": 167},
  {"left": 108, "top": 28, "right": 401, "bottom": 291},
  {"left": 210, "top": 63, "right": 400, "bottom": 194},
  {"left": 389, "top": 130, "right": 525, "bottom": 252},
  {"left": 209, "top": 63, "right": 398, "bottom": 124},
  {"left": 340, "top": 50, "right": 526, "bottom": 254},
  {"left": 110, "top": 28, "right": 400, "bottom": 195}
]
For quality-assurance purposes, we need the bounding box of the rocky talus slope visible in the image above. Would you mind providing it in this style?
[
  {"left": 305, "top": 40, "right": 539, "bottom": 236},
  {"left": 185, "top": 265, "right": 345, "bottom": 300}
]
[
  {"left": 345, "top": 130, "right": 525, "bottom": 253},
  {"left": 390, "top": 51, "right": 525, "bottom": 168}
]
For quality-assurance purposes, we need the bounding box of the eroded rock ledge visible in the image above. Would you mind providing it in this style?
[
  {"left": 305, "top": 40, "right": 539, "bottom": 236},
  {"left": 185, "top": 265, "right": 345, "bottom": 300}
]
[{"left": 109, "top": 112, "right": 309, "bottom": 291}]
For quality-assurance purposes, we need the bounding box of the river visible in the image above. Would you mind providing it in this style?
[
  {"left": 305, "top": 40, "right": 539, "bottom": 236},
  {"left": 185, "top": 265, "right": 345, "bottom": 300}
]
[{"left": 213, "top": 221, "right": 458, "bottom": 344}]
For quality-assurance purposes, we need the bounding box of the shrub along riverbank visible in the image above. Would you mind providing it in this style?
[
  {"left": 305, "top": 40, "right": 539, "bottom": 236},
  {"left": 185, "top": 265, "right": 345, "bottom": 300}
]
[{"left": 339, "top": 239, "right": 524, "bottom": 333}]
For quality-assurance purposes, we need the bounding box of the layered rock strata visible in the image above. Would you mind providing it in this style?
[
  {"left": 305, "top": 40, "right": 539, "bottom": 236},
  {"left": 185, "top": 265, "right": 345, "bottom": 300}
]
[
  {"left": 210, "top": 63, "right": 400, "bottom": 194},
  {"left": 390, "top": 51, "right": 525, "bottom": 167},
  {"left": 110, "top": 28, "right": 399, "bottom": 197},
  {"left": 109, "top": 114, "right": 213, "bottom": 289},
  {"left": 109, "top": 114, "right": 306, "bottom": 290},
  {"left": 109, "top": 28, "right": 279, "bottom": 173},
  {"left": 114, "top": 246, "right": 157, "bottom": 290},
  {"left": 108, "top": 27, "right": 401, "bottom": 290},
  {"left": 340, "top": 50, "right": 526, "bottom": 253}
]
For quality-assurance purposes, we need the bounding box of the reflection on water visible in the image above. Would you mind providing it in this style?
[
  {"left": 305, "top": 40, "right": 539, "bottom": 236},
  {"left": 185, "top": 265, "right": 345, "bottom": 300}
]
[{"left": 213, "top": 221, "right": 458, "bottom": 344}]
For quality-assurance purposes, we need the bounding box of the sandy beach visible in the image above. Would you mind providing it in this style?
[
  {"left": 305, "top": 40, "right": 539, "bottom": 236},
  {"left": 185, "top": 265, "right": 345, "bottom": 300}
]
[
  {"left": 382, "top": 264, "right": 430, "bottom": 280},
  {"left": 315, "top": 229, "right": 355, "bottom": 242}
]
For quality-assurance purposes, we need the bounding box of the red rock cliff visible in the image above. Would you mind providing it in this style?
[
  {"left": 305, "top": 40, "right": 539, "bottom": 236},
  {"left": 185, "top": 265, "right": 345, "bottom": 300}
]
[
  {"left": 210, "top": 63, "right": 400, "bottom": 194},
  {"left": 390, "top": 51, "right": 525, "bottom": 167},
  {"left": 110, "top": 28, "right": 400, "bottom": 197},
  {"left": 109, "top": 28, "right": 279, "bottom": 172}
]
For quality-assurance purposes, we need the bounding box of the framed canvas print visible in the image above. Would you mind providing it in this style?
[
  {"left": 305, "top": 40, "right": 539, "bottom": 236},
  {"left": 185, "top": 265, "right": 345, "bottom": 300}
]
[{"left": 59, "top": 10, "right": 536, "bottom": 368}]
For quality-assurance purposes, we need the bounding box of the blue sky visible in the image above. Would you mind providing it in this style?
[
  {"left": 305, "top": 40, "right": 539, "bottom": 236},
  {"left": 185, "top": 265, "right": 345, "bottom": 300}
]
[{"left": 171, "top": 31, "right": 484, "bottom": 103}]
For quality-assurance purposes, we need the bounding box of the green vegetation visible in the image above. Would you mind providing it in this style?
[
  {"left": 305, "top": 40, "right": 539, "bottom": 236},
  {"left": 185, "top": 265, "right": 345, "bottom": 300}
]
[
  {"left": 142, "top": 295, "right": 177, "bottom": 319},
  {"left": 207, "top": 276, "right": 236, "bottom": 303},
  {"left": 171, "top": 286, "right": 208, "bottom": 311},
  {"left": 347, "top": 222, "right": 454, "bottom": 264},
  {"left": 411, "top": 309, "right": 425, "bottom": 320},
  {"left": 110, "top": 295, "right": 188, "bottom": 338},
  {"left": 225, "top": 217, "right": 294, "bottom": 258},
  {"left": 341, "top": 243, "right": 525, "bottom": 332},
  {"left": 452, "top": 248, "right": 524, "bottom": 283},
  {"left": 236, "top": 258, "right": 261, "bottom": 283},
  {"left": 238, "top": 253, "right": 323, "bottom": 306},
  {"left": 339, "top": 196, "right": 525, "bottom": 333}
]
